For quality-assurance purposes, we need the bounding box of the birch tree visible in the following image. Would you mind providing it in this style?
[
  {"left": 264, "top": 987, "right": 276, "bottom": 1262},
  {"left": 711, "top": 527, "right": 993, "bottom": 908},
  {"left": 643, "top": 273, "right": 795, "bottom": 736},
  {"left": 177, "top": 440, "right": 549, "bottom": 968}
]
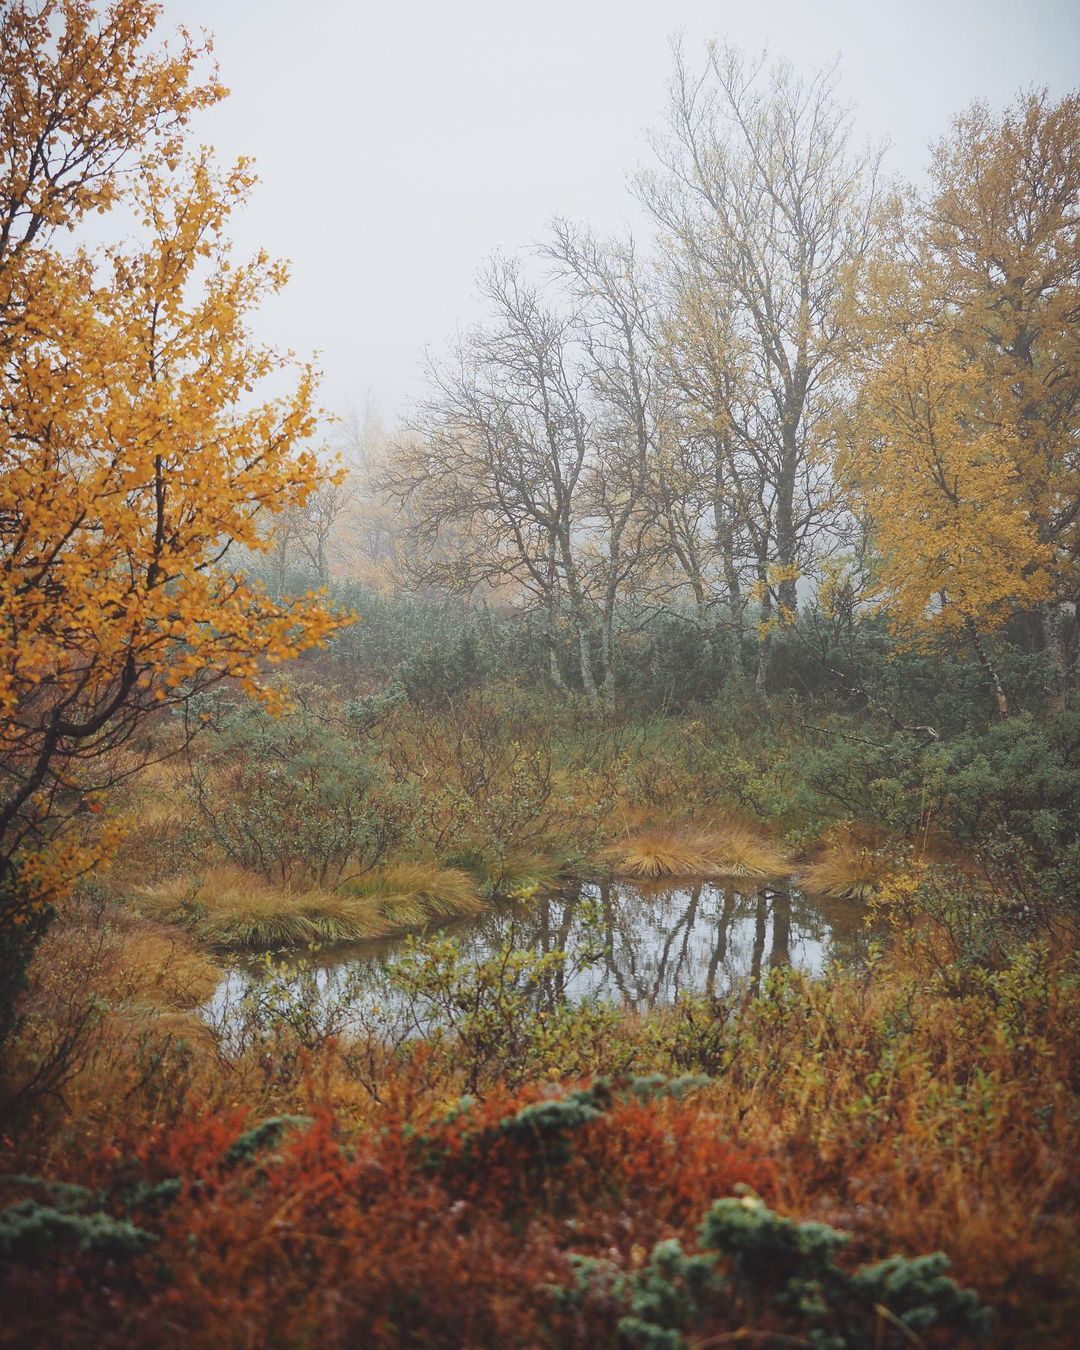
[{"left": 639, "top": 40, "right": 882, "bottom": 665}]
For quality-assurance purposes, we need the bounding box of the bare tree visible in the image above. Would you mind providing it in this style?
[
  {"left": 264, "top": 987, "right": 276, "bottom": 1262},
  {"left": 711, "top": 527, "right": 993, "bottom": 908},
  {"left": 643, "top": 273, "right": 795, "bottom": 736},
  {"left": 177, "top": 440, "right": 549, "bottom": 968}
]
[
  {"left": 380, "top": 42, "right": 880, "bottom": 699},
  {"left": 541, "top": 221, "right": 662, "bottom": 703},
  {"left": 640, "top": 40, "right": 883, "bottom": 677},
  {"left": 382, "top": 256, "right": 600, "bottom": 695},
  {"left": 264, "top": 473, "right": 351, "bottom": 591},
  {"left": 653, "top": 253, "right": 761, "bottom": 642},
  {"left": 381, "top": 236, "right": 663, "bottom": 707}
]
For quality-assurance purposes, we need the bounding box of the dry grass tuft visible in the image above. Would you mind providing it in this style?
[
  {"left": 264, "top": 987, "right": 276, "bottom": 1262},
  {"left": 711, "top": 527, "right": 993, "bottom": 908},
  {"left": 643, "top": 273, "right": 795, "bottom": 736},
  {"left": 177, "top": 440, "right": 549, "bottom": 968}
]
[
  {"left": 135, "top": 867, "right": 383, "bottom": 948},
  {"left": 798, "top": 823, "right": 970, "bottom": 901},
  {"left": 134, "top": 862, "right": 487, "bottom": 950},
  {"left": 488, "top": 851, "right": 569, "bottom": 897},
  {"left": 35, "top": 904, "right": 224, "bottom": 1012},
  {"left": 431, "top": 849, "right": 570, "bottom": 898},
  {"left": 600, "top": 819, "right": 790, "bottom": 881},
  {"left": 102, "top": 924, "right": 224, "bottom": 1009},
  {"left": 800, "top": 834, "right": 892, "bottom": 900},
  {"left": 496, "top": 858, "right": 569, "bottom": 901},
  {"left": 342, "top": 862, "right": 485, "bottom": 921}
]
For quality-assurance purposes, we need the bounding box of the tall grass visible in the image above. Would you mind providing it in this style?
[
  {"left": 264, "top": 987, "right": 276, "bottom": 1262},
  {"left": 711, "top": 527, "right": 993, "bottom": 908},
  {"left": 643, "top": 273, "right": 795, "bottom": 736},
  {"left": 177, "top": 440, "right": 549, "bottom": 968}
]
[
  {"left": 134, "top": 863, "right": 486, "bottom": 949},
  {"left": 799, "top": 824, "right": 978, "bottom": 901},
  {"left": 799, "top": 825, "right": 899, "bottom": 901},
  {"left": 599, "top": 819, "right": 790, "bottom": 881},
  {"left": 341, "top": 862, "right": 486, "bottom": 925}
]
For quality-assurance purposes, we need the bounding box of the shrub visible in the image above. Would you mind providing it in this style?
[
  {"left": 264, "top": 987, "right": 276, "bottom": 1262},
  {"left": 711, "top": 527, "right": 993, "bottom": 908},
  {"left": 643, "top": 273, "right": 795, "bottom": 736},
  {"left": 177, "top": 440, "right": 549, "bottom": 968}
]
[
  {"left": 382, "top": 689, "right": 576, "bottom": 889},
  {"left": 383, "top": 936, "right": 582, "bottom": 1093},
  {"left": 0, "top": 1200, "right": 156, "bottom": 1263},
  {"left": 186, "top": 699, "right": 404, "bottom": 887},
  {"left": 801, "top": 710, "right": 1080, "bottom": 915},
  {"left": 559, "top": 1192, "right": 990, "bottom": 1348}
]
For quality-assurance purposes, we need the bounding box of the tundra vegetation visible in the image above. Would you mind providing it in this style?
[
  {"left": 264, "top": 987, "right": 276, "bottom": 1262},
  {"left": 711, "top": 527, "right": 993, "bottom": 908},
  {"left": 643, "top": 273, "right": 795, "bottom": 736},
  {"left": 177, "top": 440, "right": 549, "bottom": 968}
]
[{"left": 0, "top": 3, "right": 1077, "bottom": 1347}]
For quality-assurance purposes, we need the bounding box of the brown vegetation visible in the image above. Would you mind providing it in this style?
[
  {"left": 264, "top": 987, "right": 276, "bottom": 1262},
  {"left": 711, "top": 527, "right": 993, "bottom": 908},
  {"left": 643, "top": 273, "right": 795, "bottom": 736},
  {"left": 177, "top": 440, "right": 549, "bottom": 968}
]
[
  {"left": 800, "top": 824, "right": 981, "bottom": 901},
  {"left": 0, "top": 896, "right": 1075, "bottom": 1346},
  {"left": 600, "top": 819, "right": 791, "bottom": 881},
  {"left": 133, "top": 862, "right": 485, "bottom": 950}
]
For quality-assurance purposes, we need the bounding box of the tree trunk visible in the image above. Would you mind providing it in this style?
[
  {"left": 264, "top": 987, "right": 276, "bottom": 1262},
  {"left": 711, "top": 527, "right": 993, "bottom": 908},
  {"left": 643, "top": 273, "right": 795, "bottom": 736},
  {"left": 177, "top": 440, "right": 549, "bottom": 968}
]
[
  {"left": 966, "top": 619, "right": 1009, "bottom": 720},
  {"left": 544, "top": 590, "right": 569, "bottom": 695},
  {"left": 558, "top": 531, "right": 601, "bottom": 704},
  {"left": 775, "top": 432, "right": 799, "bottom": 619},
  {"left": 754, "top": 558, "right": 773, "bottom": 695}
]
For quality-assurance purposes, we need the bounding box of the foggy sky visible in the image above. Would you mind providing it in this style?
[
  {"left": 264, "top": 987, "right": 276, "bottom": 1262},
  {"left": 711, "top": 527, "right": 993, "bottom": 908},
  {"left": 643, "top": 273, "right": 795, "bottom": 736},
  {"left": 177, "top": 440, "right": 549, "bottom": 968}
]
[{"left": 158, "top": 0, "right": 1080, "bottom": 427}]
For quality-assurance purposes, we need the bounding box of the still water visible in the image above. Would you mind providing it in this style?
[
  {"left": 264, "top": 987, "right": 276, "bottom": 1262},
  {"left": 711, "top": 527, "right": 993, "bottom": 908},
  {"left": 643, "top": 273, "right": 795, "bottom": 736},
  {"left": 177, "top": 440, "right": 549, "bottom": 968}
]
[{"left": 207, "top": 880, "right": 869, "bottom": 1033}]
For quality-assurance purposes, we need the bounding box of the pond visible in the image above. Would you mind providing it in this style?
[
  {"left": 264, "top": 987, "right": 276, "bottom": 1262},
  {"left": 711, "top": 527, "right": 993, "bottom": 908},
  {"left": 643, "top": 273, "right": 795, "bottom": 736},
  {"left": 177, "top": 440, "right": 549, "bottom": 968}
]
[{"left": 206, "top": 879, "right": 870, "bottom": 1037}]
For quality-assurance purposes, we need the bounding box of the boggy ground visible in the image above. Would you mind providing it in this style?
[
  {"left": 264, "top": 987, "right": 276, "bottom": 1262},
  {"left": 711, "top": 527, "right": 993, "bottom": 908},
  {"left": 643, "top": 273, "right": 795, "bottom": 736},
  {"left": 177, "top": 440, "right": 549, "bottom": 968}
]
[
  {"left": 2, "top": 694, "right": 1078, "bottom": 1346},
  {"left": 1, "top": 869, "right": 1076, "bottom": 1346}
]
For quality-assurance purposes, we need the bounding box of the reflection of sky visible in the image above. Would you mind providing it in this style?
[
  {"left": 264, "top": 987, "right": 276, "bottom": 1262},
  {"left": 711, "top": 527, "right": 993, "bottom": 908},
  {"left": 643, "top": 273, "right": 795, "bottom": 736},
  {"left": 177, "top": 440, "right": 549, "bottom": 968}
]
[{"left": 206, "top": 882, "right": 868, "bottom": 1037}]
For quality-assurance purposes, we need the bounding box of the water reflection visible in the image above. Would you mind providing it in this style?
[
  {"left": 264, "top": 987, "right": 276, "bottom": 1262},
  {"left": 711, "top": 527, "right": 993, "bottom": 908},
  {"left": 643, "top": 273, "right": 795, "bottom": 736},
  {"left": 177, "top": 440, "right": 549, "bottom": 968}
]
[
  {"left": 499, "top": 881, "right": 866, "bottom": 1008},
  {"left": 208, "top": 880, "right": 869, "bottom": 1027}
]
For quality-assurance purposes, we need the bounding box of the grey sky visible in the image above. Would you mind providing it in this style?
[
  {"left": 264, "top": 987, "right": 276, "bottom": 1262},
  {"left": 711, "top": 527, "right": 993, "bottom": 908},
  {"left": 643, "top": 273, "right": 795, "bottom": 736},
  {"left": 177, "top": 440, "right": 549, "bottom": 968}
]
[{"left": 159, "top": 0, "right": 1080, "bottom": 426}]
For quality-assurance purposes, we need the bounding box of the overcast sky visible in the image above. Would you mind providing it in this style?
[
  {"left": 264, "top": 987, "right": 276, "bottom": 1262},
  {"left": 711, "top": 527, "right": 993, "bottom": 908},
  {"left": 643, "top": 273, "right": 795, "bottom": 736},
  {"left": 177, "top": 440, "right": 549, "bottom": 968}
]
[{"left": 158, "top": 0, "right": 1080, "bottom": 427}]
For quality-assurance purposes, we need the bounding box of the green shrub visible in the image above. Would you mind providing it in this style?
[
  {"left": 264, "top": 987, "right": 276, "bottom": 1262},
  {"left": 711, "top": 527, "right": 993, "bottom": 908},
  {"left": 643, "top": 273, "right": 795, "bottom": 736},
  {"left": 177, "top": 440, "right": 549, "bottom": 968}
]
[
  {"left": 802, "top": 708, "right": 1080, "bottom": 912},
  {"left": 554, "top": 1191, "right": 990, "bottom": 1348},
  {"left": 186, "top": 699, "right": 405, "bottom": 887},
  {"left": 0, "top": 1201, "right": 156, "bottom": 1263},
  {"left": 223, "top": 1115, "right": 312, "bottom": 1168}
]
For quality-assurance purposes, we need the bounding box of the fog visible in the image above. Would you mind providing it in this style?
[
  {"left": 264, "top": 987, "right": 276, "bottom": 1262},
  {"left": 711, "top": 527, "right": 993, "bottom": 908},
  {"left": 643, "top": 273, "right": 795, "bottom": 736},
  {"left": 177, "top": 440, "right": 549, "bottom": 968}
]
[{"left": 158, "top": 0, "right": 1079, "bottom": 421}]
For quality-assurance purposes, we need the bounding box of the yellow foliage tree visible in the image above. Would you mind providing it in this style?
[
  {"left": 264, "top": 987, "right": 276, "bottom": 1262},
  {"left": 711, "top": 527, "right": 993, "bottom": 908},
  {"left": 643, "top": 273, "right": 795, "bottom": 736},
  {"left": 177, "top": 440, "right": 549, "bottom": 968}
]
[
  {"left": 0, "top": 1, "right": 344, "bottom": 912},
  {"left": 843, "top": 89, "right": 1080, "bottom": 712},
  {"left": 927, "top": 91, "right": 1080, "bottom": 592}
]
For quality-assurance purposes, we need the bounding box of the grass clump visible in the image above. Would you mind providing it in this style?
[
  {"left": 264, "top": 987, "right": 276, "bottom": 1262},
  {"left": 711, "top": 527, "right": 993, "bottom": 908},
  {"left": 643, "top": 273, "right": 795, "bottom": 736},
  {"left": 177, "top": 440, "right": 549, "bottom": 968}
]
[
  {"left": 600, "top": 819, "right": 790, "bottom": 882},
  {"left": 341, "top": 862, "right": 485, "bottom": 925},
  {"left": 800, "top": 825, "right": 900, "bottom": 901},
  {"left": 133, "top": 867, "right": 376, "bottom": 948},
  {"left": 100, "top": 924, "right": 223, "bottom": 1009},
  {"left": 135, "top": 863, "right": 487, "bottom": 950},
  {"left": 446, "top": 848, "right": 571, "bottom": 898},
  {"left": 798, "top": 824, "right": 975, "bottom": 902}
]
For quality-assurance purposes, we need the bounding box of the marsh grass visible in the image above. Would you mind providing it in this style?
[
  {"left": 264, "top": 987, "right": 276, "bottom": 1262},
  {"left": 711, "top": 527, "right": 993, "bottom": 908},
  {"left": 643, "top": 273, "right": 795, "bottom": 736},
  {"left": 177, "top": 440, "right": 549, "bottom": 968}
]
[
  {"left": 799, "top": 826, "right": 899, "bottom": 900},
  {"left": 799, "top": 824, "right": 978, "bottom": 901},
  {"left": 445, "top": 848, "right": 572, "bottom": 898},
  {"left": 341, "top": 862, "right": 486, "bottom": 923},
  {"left": 99, "top": 922, "right": 224, "bottom": 1009},
  {"left": 599, "top": 819, "right": 790, "bottom": 881},
  {"left": 134, "top": 862, "right": 487, "bottom": 950}
]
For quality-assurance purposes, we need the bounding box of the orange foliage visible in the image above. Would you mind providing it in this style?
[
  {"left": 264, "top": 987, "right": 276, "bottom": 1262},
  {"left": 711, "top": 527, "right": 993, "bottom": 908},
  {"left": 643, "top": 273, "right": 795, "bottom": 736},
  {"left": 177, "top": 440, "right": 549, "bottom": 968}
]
[
  {"left": 0, "top": 1083, "right": 770, "bottom": 1347},
  {"left": 0, "top": 1, "right": 346, "bottom": 907},
  {"left": 843, "top": 91, "right": 1080, "bottom": 650}
]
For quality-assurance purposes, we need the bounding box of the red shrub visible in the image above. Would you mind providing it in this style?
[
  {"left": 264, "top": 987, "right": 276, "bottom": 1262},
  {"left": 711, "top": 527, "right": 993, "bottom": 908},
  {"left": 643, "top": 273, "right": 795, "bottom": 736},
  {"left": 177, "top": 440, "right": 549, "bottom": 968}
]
[{"left": 0, "top": 1080, "right": 775, "bottom": 1347}]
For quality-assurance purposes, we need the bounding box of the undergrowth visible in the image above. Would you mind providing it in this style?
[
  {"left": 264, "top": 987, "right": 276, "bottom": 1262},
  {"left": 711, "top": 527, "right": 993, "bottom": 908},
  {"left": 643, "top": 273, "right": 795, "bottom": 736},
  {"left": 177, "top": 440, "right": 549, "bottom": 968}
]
[{"left": 2, "top": 874, "right": 1076, "bottom": 1346}]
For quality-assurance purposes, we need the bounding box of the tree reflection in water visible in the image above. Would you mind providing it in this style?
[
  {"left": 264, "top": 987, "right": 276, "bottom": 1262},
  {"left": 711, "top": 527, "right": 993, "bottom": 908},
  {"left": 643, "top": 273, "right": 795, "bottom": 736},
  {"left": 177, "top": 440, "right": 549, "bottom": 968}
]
[
  {"left": 502, "top": 880, "right": 863, "bottom": 1011},
  {"left": 209, "top": 881, "right": 872, "bottom": 1027}
]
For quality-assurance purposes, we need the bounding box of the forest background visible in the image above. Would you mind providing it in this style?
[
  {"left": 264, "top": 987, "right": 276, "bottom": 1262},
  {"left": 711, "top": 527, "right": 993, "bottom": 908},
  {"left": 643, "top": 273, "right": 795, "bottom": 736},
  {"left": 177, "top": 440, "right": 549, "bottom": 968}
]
[{"left": 0, "top": 3, "right": 1077, "bottom": 1346}]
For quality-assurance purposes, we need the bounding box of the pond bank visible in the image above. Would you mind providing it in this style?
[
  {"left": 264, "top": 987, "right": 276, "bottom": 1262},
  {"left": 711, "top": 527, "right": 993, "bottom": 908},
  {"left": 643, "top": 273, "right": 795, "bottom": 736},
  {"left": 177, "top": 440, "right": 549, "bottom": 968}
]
[{"left": 206, "top": 879, "right": 871, "bottom": 1032}]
